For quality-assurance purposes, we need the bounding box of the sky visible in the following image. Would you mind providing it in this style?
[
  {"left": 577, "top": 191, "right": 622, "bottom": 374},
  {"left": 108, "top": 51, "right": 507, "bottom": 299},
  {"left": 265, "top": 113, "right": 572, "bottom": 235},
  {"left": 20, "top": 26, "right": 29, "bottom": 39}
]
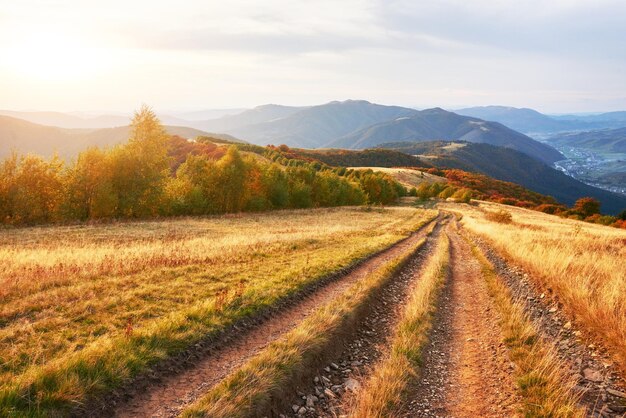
[{"left": 1, "top": 0, "right": 626, "bottom": 113}]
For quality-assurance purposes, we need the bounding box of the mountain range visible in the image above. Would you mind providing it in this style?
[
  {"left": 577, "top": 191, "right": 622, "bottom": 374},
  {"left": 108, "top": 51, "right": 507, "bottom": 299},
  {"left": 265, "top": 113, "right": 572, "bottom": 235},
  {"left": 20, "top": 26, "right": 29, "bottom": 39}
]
[
  {"left": 326, "top": 107, "right": 563, "bottom": 164},
  {"left": 455, "top": 105, "right": 626, "bottom": 134},
  {"left": 195, "top": 100, "right": 563, "bottom": 164},
  {"left": 1, "top": 101, "right": 564, "bottom": 165}
]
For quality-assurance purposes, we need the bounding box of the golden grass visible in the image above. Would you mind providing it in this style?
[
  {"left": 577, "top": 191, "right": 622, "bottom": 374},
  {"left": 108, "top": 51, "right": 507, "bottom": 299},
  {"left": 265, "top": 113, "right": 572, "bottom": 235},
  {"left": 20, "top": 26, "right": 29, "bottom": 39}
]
[
  {"left": 447, "top": 201, "right": 626, "bottom": 373},
  {"left": 350, "top": 229, "right": 450, "bottom": 417},
  {"left": 348, "top": 167, "right": 447, "bottom": 189},
  {"left": 181, "top": 226, "right": 437, "bottom": 418},
  {"left": 468, "top": 234, "right": 584, "bottom": 417},
  {"left": 0, "top": 207, "right": 436, "bottom": 416}
]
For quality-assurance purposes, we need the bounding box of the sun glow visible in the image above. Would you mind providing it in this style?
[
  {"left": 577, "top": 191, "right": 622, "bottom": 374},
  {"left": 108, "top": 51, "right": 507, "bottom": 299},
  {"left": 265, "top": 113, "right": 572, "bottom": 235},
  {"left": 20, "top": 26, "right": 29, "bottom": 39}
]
[{"left": 5, "top": 30, "right": 105, "bottom": 82}]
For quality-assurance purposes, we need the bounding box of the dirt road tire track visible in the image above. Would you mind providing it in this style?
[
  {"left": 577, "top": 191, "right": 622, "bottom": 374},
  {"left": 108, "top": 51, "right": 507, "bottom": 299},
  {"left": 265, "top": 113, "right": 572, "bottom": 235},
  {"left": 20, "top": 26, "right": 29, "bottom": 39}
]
[
  {"left": 89, "top": 216, "right": 441, "bottom": 418},
  {"left": 278, "top": 219, "right": 448, "bottom": 417},
  {"left": 404, "top": 226, "right": 520, "bottom": 417}
]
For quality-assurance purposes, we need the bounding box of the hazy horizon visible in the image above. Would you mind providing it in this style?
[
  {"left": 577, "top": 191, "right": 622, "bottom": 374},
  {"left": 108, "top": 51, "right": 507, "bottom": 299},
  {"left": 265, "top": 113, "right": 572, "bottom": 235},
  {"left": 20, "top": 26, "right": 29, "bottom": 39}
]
[{"left": 2, "top": 0, "right": 626, "bottom": 113}]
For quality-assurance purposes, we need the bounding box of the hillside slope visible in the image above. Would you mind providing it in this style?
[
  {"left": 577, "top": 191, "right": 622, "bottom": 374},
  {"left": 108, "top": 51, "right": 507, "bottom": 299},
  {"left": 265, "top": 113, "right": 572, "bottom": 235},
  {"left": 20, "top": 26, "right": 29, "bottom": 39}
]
[
  {"left": 454, "top": 106, "right": 577, "bottom": 133},
  {"left": 546, "top": 127, "right": 626, "bottom": 153},
  {"left": 330, "top": 108, "right": 564, "bottom": 164},
  {"left": 195, "top": 104, "right": 305, "bottom": 133},
  {"left": 456, "top": 106, "right": 626, "bottom": 133},
  {"left": 380, "top": 141, "right": 626, "bottom": 214},
  {"left": 0, "top": 116, "right": 240, "bottom": 158},
  {"left": 290, "top": 148, "right": 429, "bottom": 168}
]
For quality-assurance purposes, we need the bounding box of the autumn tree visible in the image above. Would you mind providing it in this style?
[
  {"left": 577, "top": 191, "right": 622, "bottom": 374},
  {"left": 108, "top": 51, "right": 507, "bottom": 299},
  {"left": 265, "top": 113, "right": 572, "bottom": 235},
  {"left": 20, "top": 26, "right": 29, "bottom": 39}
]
[
  {"left": 212, "top": 146, "right": 246, "bottom": 212},
  {"left": 0, "top": 152, "right": 18, "bottom": 222},
  {"left": 166, "top": 154, "right": 217, "bottom": 215},
  {"left": 263, "top": 165, "right": 289, "bottom": 209},
  {"left": 574, "top": 197, "right": 601, "bottom": 217},
  {"left": 63, "top": 148, "right": 117, "bottom": 220},
  {"left": 11, "top": 155, "right": 64, "bottom": 224},
  {"left": 110, "top": 105, "right": 171, "bottom": 217}
]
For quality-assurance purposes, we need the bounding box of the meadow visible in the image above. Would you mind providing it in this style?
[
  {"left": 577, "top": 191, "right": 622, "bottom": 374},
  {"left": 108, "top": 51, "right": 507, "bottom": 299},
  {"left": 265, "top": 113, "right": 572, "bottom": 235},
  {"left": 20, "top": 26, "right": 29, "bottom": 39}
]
[{"left": 0, "top": 207, "right": 435, "bottom": 415}]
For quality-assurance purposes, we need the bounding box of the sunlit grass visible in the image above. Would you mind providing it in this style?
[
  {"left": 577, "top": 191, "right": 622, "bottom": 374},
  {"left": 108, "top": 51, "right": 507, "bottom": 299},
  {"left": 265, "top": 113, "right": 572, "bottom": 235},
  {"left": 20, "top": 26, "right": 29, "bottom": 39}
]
[
  {"left": 0, "top": 207, "right": 436, "bottom": 416},
  {"left": 445, "top": 201, "right": 626, "bottom": 373}
]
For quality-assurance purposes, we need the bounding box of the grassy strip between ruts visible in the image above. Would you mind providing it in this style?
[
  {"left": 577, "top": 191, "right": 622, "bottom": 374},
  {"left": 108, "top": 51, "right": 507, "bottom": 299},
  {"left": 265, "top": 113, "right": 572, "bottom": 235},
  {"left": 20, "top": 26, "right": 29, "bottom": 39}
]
[
  {"left": 350, "top": 227, "right": 450, "bottom": 417},
  {"left": 0, "top": 210, "right": 438, "bottom": 417},
  {"left": 465, "top": 232, "right": 585, "bottom": 417},
  {"left": 180, "top": 223, "right": 439, "bottom": 418}
]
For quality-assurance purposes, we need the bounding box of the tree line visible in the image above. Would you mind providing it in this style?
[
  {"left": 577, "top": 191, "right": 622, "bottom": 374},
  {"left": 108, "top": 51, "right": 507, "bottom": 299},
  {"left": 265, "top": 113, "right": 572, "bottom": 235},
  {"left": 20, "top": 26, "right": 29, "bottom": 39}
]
[{"left": 0, "top": 107, "right": 407, "bottom": 225}]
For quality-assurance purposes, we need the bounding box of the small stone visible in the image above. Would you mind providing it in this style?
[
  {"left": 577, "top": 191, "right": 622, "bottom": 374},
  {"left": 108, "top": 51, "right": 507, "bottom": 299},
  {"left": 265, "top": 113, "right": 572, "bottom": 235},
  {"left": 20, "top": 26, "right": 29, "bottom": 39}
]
[
  {"left": 549, "top": 307, "right": 557, "bottom": 313},
  {"left": 324, "top": 388, "right": 336, "bottom": 398},
  {"left": 306, "top": 394, "right": 318, "bottom": 407},
  {"left": 345, "top": 377, "right": 361, "bottom": 392},
  {"left": 608, "top": 404, "right": 626, "bottom": 413},
  {"left": 292, "top": 404, "right": 300, "bottom": 413},
  {"left": 540, "top": 293, "right": 545, "bottom": 299},
  {"left": 324, "top": 366, "right": 331, "bottom": 372},
  {"left": 298, "top": 406, "right": 307, "bottom": 415},
  {"left": 583, "top": 368, "right": 603, "bottom": 383},
  {"left": 607, "top": 388, "right": 626, "bottom": 398},
  {"left": 563, "top": 322, "right": 572, "bottom": 330},
  {"left": 331, "top": 362, "right": 339, "bottom": 370},
  {"left": 322, "top": 376, "right": 331, "bottom": 384}
]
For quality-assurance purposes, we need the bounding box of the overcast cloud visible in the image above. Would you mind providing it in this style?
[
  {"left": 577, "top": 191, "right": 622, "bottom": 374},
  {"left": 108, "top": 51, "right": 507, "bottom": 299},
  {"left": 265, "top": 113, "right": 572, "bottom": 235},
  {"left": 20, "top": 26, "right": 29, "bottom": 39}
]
[{"left": 1, "top": 0, "right": 625, "bottom": 112}]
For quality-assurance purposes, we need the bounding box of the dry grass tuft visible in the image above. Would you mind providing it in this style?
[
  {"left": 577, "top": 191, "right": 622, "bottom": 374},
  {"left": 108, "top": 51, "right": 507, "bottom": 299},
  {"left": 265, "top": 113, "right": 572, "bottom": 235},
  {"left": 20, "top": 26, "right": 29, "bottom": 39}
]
[{"left": 485, "top": 209, "right": 513, "bottom": 224}]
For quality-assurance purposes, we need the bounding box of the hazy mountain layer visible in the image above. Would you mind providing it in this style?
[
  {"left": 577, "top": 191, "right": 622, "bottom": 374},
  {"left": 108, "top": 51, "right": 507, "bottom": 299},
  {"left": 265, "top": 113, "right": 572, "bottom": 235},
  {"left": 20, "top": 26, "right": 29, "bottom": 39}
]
[{"left": 0, "top": 115, "right": 240, "bottom": 159}]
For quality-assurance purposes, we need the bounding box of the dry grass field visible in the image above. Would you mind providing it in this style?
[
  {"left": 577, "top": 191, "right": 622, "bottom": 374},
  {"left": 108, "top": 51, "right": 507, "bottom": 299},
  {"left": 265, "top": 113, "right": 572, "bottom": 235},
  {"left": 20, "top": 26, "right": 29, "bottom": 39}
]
[
  {"left": 0, "top": 207, "right": 435, "bottom": 415},
  {"left": 443, "top": 201, "right": 626, "bottom": 372},
  {"left": 348, "top": 167, "right": 447, "bottom": 189}
]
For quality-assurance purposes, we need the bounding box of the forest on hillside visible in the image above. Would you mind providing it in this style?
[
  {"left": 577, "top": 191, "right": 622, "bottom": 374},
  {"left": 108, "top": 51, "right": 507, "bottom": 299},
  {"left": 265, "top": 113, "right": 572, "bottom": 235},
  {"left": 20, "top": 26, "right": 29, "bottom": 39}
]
[{"left": 0, "top": 107, "right": 406, "bottom": 225}]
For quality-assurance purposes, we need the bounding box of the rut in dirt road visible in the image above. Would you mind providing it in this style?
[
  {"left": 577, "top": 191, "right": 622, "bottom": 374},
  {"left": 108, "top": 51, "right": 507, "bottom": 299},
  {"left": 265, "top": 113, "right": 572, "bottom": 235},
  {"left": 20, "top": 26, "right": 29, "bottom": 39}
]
[
  {"left": 404, "top": 228, "right": 520, "bottom": 417},
  {"left": 279, "top": 219, "right": 448, "bottom": 418},
  {"left": 106, "top": 218, "right": 440, "bottom": 418}
]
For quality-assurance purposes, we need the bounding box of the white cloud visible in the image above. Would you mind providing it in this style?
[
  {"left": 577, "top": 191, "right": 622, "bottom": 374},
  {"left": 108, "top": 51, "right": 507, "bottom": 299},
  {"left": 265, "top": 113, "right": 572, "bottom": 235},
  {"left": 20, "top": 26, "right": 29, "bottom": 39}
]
[{"left": 0, "top": 0, "right": 625, "bottom": 112}]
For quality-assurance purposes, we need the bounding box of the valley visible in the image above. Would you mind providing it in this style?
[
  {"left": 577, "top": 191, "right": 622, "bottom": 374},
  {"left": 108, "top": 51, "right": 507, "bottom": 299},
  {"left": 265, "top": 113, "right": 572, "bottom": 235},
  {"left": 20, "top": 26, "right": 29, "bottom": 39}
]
[{"left": 552, "top": 146, "right": 626, "bottom": 195}]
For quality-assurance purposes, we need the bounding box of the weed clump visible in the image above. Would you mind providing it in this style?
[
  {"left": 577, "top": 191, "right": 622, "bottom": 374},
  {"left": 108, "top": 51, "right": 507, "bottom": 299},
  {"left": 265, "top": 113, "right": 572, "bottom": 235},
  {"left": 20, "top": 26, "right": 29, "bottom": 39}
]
[{"left": 485, "top": 209, "right": 513, "bottom": 224}]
